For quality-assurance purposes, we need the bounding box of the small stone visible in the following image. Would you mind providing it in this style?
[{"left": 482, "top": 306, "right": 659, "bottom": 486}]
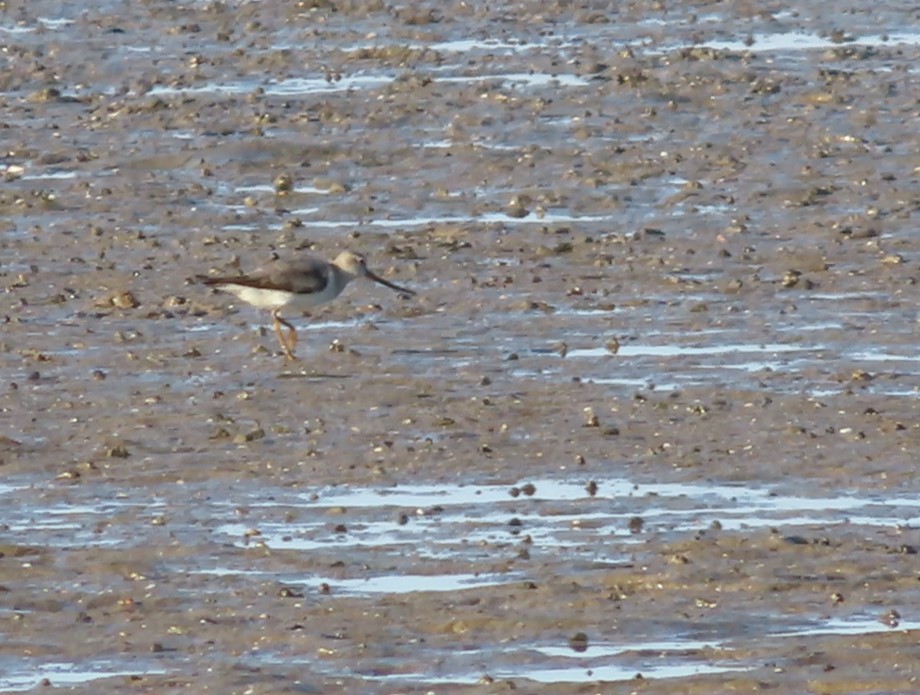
[
  {"left": 583, "top": 407, "right": 600, "bottom": 427},
  {"left": 568, "top": 632, "right": 589, "bottom": 652},
  {"left": 880, "top": 609, "right": 901, "bottom": 627},
  {"left": 506, "top": 195, "right": 530, "bottom": 218},
  {"left": 782, "top": 269, "right": 802, "bottom": 288},
  {"left": 273, "top": 173, "right": 294, "bottom": 194},
  {"left": 278, "top": 586, "right": 303, "bottom": 598},
  {"left": 111, "top": 291, "right": 140, "bottom": 309}
]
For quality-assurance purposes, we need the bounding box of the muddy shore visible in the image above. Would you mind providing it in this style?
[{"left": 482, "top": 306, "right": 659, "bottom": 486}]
[{"left": 1, "top": 1, "right": 919, "bottom": 693}]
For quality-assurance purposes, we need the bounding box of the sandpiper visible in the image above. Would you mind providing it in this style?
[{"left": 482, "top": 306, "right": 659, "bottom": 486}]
[{"left": 200, "top": 251, "right": 415, "bottom": 359}]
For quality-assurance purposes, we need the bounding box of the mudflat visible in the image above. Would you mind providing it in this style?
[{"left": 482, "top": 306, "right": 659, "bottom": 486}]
[{"left": 1, "top": 1, "right": 918, "bottom": 693}]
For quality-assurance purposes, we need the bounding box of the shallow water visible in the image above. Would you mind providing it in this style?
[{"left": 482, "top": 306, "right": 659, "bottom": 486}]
[
  {"left": 701, "top": 30, "right": 920, "bottom": 53},
  {"left": 148, "top": 69, "right": 589, "bottom": 98},
  {"left": 0, "top": 662, "right": 167, "bottom": 693},
  {"left": 4, "top": 473, "right": 917, "bottom": 567}
]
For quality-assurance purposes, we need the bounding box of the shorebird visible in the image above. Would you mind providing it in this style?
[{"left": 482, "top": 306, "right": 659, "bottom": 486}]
[{"left": 200, "top": 251, "right": 415, "bottom": 360}]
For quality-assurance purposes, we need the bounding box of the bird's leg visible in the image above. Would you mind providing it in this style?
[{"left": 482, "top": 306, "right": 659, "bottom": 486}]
[
  {"left": 271, "top": 312, "right": 288, "bottom": 356},
  {"left": 271, "top": 309, "right": 298, "bottom": 360},
  {"left": 283, "top": 319, "right": 298, "bottom": 352}
]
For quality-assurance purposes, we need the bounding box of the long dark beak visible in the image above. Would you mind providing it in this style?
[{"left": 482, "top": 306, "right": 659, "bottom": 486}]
[{"left": 366, "top": 270, "right": 416, "bottom": 296}]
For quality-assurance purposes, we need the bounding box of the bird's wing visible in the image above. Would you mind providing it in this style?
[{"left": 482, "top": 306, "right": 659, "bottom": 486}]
[
  {"left": 203, "top": 258, "right": 331, "bottom": 294},
  {"left": 265, "top": 258, "right": 331, "bottom": 294}
]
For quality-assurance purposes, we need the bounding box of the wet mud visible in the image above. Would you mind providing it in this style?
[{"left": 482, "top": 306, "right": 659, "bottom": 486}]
[{"left": 1, "top": 0, "right": 919, "bottom": 693}]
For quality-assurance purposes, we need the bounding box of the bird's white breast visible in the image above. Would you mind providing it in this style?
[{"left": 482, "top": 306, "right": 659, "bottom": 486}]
[
  {"left": 220, "top": 279, "right": 346, "bottom": 311},
  {"left": 222, "top": 285, "right": 299, "bottom": 310}
]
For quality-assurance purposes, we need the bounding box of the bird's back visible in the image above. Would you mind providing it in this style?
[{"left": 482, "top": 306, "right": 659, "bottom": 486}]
[{"left": 203, "top": 256, "right": 332, "bottom": 295}]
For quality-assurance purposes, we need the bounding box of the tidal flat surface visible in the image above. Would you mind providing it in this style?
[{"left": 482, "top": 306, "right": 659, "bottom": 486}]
[{"left": 1, "top": 0, "right": 918, "bottom": 693}]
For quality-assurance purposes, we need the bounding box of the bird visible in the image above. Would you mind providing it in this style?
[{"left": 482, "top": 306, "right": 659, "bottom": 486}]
[{"left": 200, "top": 251, "right": 415, "bottom": 360}]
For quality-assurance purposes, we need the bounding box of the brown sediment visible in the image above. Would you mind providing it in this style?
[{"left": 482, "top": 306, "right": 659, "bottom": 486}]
[{"left": 1, "top": 0, "right": 918, "bottom": 692}]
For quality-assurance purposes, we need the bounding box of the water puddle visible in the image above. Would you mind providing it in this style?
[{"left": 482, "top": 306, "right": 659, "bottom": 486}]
[
  {"left": 493, "top": 661, "right": 745, "bottom": 684},
  {"left": 699, "top": 30, "right": 920, "bottom": 54},
  {"left": 150, "top": 70, "right": 588, "bottom": 97},
  {"left": 149, "top": 74, "right": 390, "bottom": 96},
  {"left": 436, "top": 72, "right": 588, "bottom": 88},
  {"left": 0, "top": 660, "right": 166, "bottom": 692},
  {"left": 335, "top": 478, "right": 920, "bottom": 528},
  {"left": 528, "top": 616, "right": 920, "bottom": 664},
  {"left": 553, "top": 338, "right": 916, "bottom": 395},
  {"left": 580, "top": 375, "right": 684, "bottom": 391},
  {"left": 535, "top": 638, "right": 722, "bottom": 658},
  {"left": 20, "top": 170, "right": 79, "bottom": 181},
  {"left": 567, "top": 342, "right": 811, "bottom": 359},
  {"left": 235, "top": 183, "right": 331, "bottom": 196},
  {"left": 364, "top": 660, "right": 745, "bottom": 685},
  {"left": 4, "top": 473, "right": 917, "bottom": 685},
  {"left": 208, "top": 478, "right": 920, "bottom": 561},
  {"left": 0, "top": 17, "right": 74, "bottom": 34},
  {"left": 284, "top": 210, "right": 609, "bottom": 227},
  {"left": 37, "top": 17, "right": 75, "bottom": 29},
  {"left": 416, "top": 38, "right": 540, "bottom": 53},
  {"left": 195, "top": 567, "right": 518, "bottom": 595},
  {"left": 2, "top": 496, "right": 165, "bottom": 547},
  {"left": 0, "top": 24, "right": 34, "bottom": 34},
  {"left": 360, "top": 614, "right": 920, "bottom": 685},
  {"left": 777, "top": 615, "right": 920, "bottom": 637},
  {"left": 848, "top": 349, "right": 920, "bottom": 363},
  {"left": 562, "top": 341, "right": 817, "bottom": 385},
  {"left": 423, "top": 138, "right": 547, "bottom": 151}
]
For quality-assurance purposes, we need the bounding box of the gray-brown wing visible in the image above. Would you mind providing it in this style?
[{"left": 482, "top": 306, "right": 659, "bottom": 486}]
[{"left": 203, "top": 257, "right": 331, "bottom": 294}]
